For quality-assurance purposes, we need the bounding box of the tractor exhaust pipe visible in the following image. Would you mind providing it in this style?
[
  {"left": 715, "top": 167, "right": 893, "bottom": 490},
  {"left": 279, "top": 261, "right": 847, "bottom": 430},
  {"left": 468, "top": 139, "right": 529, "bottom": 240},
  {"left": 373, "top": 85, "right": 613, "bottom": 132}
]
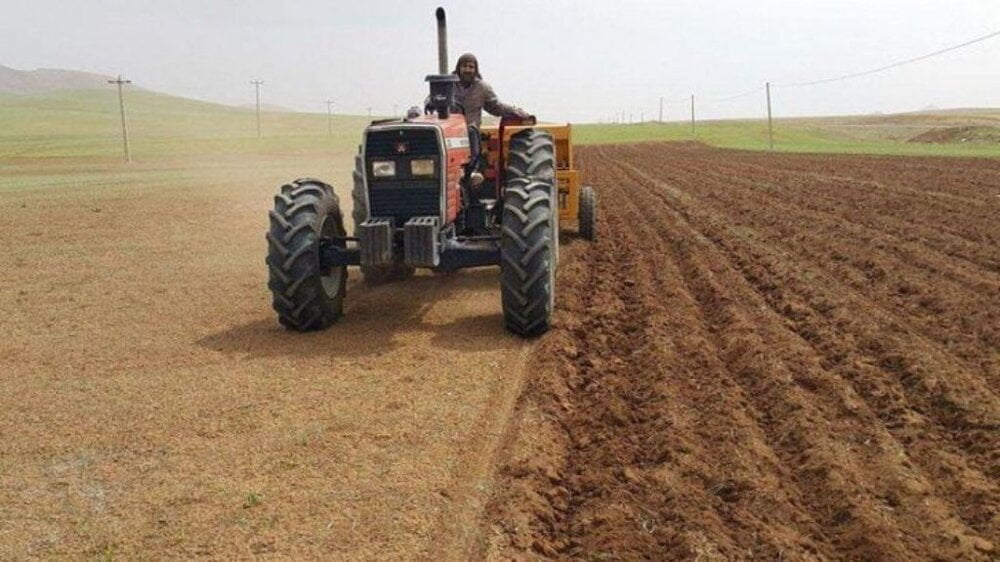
[
  {"left": 436, "top": 7, "right": 448, "bottom": 75},
  {"left": 425, "top": 6, "right": 458, "bottom": 119}
]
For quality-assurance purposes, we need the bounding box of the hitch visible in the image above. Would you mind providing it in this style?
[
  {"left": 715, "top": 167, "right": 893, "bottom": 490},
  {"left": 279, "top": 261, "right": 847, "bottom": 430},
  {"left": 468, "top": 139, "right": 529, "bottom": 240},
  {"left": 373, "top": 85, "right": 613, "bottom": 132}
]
[{"left": 319, "top": 237, "right": 360, "bottom": 267}]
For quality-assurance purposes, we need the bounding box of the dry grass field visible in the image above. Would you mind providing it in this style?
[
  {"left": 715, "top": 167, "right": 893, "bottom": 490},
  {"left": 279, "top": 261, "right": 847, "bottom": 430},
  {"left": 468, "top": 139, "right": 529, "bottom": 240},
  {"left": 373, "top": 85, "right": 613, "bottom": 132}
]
[{"left": 0, "top": 146, "right": 543, "bottom": 558}]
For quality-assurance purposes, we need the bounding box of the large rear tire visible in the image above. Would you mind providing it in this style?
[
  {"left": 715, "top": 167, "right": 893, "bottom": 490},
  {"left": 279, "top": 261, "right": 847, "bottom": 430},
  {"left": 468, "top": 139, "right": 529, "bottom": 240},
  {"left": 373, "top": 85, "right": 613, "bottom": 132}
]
[
  {"left": 579, "top": 185, "right": 597, "bottom": 241},
  {"left": 351, "top": 151, "right": 415, "bottom": 284},
  {"left": 501, "top": 129, "right": 556, "bottom": 337},
  {"left": 266, "top": 179, "right": 347, "bottom": 331}
]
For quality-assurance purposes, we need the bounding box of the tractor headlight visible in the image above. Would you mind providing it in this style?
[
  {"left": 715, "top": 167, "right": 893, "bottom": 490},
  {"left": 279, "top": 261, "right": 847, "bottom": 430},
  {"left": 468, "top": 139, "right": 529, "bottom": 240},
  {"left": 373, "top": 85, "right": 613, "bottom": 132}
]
[
  {"left": 410, "top": 159, "right": 435, "bottom": 177},
  {"left": 372, "top": 160, "right": 396, "bottom": 177}
]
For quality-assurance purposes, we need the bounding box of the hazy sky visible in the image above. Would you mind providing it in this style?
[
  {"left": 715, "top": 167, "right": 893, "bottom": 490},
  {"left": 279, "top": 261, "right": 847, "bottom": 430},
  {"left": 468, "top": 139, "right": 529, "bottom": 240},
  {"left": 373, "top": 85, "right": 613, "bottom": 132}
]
[{"left": 2, "top": 0, "right": 998, "bottom": 122}]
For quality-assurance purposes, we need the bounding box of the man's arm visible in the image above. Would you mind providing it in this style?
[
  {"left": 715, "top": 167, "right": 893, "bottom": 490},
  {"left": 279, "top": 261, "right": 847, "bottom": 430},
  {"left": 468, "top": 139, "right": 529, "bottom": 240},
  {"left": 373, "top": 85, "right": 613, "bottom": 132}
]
[{"left": 481, "top": 82, "right": 525, "bottom": 117}]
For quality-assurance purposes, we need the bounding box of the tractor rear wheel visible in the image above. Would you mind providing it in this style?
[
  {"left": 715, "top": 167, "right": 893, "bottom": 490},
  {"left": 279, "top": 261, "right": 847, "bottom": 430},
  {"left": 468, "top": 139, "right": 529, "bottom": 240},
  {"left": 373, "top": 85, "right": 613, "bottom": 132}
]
[
  {"left": 507, "top": 129, "right": 559, "bottom": 267},
  {"left": 266, "top": 178, "right": 347, "bottom": 331},
  {"left": 500, "top": 129, "right": 556, "bottom": 337},
  {"left": 352, "top": 152, "right": 415, "bottom": 284},
  {"left": 579, "top": 185, "right": 597, "bottom": 240}
]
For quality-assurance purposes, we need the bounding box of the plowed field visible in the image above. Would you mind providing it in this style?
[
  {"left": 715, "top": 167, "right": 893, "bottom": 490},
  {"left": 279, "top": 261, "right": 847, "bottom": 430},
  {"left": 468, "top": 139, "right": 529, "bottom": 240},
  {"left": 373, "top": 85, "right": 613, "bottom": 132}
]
[{"left": 485, "top": 144, "right": 999, "bottom": 560}]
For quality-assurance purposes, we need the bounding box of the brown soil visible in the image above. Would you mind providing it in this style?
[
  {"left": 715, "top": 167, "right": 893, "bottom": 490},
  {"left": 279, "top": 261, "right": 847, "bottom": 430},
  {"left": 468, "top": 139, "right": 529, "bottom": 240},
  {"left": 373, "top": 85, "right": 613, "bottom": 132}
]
[
  {"left": 2, "top": 144, "right": 998, "bottom": 560},
  {"left": 484, "top": 143, "right": 999, "bottom": 560}
]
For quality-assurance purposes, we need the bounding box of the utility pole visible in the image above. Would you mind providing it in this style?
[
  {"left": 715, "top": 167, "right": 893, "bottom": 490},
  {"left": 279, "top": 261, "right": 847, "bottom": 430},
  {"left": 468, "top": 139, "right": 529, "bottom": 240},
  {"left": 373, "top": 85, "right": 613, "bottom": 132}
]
[
  {"left": 250, "top": 80, "right": 263, "bottom": 138},
  {"left": 690, "top": 94, "right": 696, "bottom": 136},
  {"left": 659, "top": 96, "right": 664, "bottom": 122},
  {"left": 107, "top": 75, "right": 132, "bottom": 164},
  {"left": 766, "top": 82, "right": 774, "bottom": 151},
  {"left": 325, "top": 100, "right": 334, "bottom": 136}
]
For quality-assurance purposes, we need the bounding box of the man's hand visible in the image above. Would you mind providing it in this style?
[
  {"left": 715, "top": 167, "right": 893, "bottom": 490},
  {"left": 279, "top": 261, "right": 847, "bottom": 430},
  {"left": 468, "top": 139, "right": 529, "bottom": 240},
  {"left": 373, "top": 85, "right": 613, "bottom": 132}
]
[{"left": 513, "top": 108, "right": 531, "bottom": 119}]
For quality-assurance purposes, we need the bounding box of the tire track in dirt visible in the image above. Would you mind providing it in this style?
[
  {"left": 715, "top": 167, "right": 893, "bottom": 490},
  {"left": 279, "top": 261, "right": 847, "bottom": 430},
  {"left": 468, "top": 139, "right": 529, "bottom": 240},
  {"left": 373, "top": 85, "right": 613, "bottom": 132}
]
[{"left": 483, "top": 143, "right": 998, "bottom": 560}]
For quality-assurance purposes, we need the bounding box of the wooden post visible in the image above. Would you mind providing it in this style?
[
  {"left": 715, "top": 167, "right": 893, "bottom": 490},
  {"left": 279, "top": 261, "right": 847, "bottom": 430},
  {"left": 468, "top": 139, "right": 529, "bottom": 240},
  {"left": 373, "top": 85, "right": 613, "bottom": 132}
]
[
  {"left": 325, "top": 100, "right": 334, "bottom": 136},
  {"left": 107, "top": 75, "right": 132, "bottom": 163},
  {"left": 690, "top": 94, "right": 695, "bottom": 136},
  {"left": 766, "top": 82, "right": 774, "bottom": 151},
  {"left": 250, "top": 80, "right": 263, "bottom": 138}
]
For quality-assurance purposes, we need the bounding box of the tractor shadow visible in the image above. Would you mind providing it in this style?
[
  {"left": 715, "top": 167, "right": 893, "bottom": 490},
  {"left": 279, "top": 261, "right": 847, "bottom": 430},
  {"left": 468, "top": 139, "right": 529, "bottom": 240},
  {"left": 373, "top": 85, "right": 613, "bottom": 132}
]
[{"left": 197, "top": 268, "right": 526, "bottom": 359}]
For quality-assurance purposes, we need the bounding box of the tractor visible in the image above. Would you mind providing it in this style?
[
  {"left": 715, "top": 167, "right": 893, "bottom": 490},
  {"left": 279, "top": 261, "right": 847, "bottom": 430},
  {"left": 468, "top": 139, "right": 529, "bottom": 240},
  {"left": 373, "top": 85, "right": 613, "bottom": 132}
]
[{"left": 265, "top": 7, "right": 596, "bottom": 337}]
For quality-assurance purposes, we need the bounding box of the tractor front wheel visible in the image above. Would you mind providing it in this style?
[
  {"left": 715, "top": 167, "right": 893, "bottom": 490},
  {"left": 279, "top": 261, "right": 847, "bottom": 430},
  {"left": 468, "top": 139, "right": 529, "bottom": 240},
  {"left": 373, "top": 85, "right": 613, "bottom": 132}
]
[{"left": 266, "top": 179, "right": 347, "bottom": 331}]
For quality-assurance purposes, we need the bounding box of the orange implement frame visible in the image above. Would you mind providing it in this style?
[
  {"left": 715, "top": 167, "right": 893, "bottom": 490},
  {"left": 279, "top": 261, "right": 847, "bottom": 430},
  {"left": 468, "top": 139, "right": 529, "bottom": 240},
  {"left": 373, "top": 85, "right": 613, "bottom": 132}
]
[{"left": 480, "top": 122, "right": 582, "bottom": 227}]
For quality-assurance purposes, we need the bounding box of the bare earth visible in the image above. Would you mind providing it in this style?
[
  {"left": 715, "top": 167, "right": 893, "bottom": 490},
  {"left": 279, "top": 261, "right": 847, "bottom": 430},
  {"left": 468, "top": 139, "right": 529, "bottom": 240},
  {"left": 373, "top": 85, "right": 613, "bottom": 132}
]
[{"left": 2, "top": 144, "right": 998, "bottom": 560}]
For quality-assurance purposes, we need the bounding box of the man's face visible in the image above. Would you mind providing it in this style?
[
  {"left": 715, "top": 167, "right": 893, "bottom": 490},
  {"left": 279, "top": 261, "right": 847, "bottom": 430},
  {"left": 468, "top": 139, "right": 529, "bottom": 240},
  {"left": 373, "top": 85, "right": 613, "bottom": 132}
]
[{"left": 459, "top": 61, "right": 476, "bottom": 83}]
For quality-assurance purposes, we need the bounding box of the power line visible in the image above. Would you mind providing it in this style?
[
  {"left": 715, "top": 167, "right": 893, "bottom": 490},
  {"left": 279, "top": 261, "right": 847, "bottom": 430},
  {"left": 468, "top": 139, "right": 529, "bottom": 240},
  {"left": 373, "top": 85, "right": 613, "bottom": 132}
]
[
  {"left": 776, "top": 28, "right": 1000, "bottom": 88},
  {"left": 704, "top": 86, "right": 765, "bottom": 103}
]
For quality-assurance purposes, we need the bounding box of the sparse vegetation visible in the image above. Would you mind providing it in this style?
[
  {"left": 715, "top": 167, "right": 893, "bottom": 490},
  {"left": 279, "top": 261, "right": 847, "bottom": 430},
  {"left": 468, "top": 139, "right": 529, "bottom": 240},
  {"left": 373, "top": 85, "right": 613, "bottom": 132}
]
[
  {"left": 243, "top": 491, "right": 263, "bottom": 509},
  {"left": 576, "top": 112, "right": 1000, "bottom": 157}
]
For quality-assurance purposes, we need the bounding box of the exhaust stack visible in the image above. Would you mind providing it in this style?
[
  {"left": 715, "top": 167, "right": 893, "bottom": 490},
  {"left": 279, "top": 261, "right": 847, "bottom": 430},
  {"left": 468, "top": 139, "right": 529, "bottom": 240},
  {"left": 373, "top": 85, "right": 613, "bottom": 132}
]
[
  {"left": 425, "top": 6, "right": 458, "bottom": 119},
  {"left": 436, "top": 7, "right": 448, "bottom": 75}
]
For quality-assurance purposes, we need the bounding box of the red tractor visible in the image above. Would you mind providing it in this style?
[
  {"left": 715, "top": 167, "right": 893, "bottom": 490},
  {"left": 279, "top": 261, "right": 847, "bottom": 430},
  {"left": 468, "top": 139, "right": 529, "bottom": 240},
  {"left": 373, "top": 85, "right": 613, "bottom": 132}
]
[{"left": 266, "top": 8, "right": 592, "bottom": 337}]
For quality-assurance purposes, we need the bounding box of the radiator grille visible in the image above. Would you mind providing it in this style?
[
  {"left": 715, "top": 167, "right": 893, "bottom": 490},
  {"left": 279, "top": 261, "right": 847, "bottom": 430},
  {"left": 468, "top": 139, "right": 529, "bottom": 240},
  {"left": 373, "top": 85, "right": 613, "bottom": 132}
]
[
  {"left": 364, "top": 127, "right": 442, "bottom": 223},
  {"left": 368, "top": 181, "right": 439, "bottom": 223}
]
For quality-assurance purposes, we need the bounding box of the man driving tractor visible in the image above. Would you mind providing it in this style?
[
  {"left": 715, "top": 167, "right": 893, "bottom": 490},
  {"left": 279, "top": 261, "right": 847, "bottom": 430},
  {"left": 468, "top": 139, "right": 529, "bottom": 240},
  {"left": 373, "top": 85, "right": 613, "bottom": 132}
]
[{"left": 453, "top": 52, "right": 529, "bottom": 129}]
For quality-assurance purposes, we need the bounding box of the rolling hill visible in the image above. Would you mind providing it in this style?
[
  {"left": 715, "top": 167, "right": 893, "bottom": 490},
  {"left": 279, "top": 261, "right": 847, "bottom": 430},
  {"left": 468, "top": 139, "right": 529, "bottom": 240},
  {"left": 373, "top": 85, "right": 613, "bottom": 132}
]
[
  {"left": 0, "top": 64, "right": 130, "bottom": 95},
  {"left": 1, "top": 64, "right": 997, "bottom": 159}
]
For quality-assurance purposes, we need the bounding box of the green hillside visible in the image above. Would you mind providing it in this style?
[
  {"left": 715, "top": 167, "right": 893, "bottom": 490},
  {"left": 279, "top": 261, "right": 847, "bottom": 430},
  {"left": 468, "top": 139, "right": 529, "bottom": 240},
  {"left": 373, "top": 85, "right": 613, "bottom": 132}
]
[
  {"left": 576, "top": 110, "right": 1000, "bottom": 157},
  {"left": 1, "top": 88, "right": 998, "bottom": 160},
  {"left": 0, "top": 89, "right": 373, "bottom": 159}
]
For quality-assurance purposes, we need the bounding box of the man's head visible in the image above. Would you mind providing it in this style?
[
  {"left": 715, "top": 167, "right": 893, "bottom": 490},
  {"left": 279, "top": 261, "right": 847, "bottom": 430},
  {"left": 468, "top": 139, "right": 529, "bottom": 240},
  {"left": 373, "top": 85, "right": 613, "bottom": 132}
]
[{"left": 454, "top": 52, "right": 481, "bottom": 84}]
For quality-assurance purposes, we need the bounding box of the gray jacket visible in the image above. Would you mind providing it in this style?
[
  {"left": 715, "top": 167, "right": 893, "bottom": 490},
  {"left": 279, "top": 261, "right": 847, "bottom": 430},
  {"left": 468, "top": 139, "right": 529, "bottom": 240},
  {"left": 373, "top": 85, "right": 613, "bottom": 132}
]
[{"left": 453, "top": 79, "right": 518, "bottom": 129}]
